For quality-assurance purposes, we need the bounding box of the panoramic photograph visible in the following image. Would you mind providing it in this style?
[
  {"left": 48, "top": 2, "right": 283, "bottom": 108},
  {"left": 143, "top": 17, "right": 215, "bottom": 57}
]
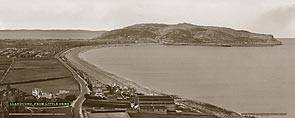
[{"left": 0, "top": 0, "right": 294, "bottom": 118}]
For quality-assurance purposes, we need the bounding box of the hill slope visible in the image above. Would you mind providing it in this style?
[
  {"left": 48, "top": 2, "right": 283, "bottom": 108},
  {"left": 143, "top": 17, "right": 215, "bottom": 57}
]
[
  {"left": 97, "top": 23, "right": 282, "bottom": 46},
  {"left": 0, "top": 30, "right": 105, "bottom": 40}
]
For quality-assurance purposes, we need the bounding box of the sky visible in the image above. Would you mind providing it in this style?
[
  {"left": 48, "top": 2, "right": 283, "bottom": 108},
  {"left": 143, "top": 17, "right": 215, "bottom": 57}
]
[{"left": 0, "top": 0, "right": 294, "bottom": 37}]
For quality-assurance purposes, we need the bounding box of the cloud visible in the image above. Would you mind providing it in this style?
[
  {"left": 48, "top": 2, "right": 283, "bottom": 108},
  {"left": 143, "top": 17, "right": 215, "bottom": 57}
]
[
  {"left": 254, "top": 4, "right": 295, "bottom": 36},
  {"left": 0, "top": 0, "right": 294, "bottom": 37}
]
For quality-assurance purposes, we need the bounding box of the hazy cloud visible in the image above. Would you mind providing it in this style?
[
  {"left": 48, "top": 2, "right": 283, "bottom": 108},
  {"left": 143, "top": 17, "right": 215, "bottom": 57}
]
[{"left": 254, "top": 4, "right": 295, "bottom": 37}]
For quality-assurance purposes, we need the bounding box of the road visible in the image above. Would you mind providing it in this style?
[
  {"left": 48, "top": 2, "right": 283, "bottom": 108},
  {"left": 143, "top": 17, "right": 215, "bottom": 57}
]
[{"left": 55, "top": 49, "right": 90, "bottom": 118}]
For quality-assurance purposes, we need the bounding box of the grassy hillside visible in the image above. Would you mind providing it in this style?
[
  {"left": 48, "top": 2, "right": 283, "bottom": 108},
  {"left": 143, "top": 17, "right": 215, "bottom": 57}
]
[{"left": 97, "top": 23, "right": 282, "bottom": 46}]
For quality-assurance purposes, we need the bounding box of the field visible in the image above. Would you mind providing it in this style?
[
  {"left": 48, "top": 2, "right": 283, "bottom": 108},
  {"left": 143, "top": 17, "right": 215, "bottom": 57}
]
[
  {"left": 0, "top": 35, "right": 100, "bottom": 117},
  {"left": 0, "top": 30, "right": 112, "bottom": 97},
  {"left": 0, "top": 38, "right": 102, "bottom": 96},
  {"left": 3, "top": 58, "right": 79, "bottom": 94},
  {"left": 0, "top": 57, "right": 10, "bottom": 75}
]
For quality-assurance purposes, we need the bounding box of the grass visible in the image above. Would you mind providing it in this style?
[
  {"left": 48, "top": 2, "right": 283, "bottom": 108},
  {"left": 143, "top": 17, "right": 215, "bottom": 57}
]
[
  {"left": 0, "top": 39, "right": 106, "bottom": 97},
  {"left": 6, "top": 58, "right": 71, "bottom": 82},
  {"left": 3, "top": 58, "right": 79, "bottom": 95},
  {"left": 0, "top": 57, "right": 10, "bottom": 70}
]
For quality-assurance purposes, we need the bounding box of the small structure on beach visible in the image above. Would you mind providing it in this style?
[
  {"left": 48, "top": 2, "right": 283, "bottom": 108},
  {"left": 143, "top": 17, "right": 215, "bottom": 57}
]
[{"left": 134, "top": 95, "right": 176, "bottom": 114}]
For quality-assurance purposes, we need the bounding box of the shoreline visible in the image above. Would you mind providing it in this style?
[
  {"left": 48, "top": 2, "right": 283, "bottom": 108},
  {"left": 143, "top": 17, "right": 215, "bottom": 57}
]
[
  {"left": 64, "top": 44, "right": 161, "bottom": 95},
  {"left": 63, "top": 44, "right": 243, "bottom": 118},
  {"left": 161, "top": 42, "right": 282, "bottom": 47}
]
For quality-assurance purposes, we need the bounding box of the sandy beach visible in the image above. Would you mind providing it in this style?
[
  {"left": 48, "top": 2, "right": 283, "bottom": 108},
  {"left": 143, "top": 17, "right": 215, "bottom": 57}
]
[
  {"left": 64, "top": 44, "right": 161, "bottom": 95},
  {"left": 63, "top": 44, "right": 242, "bottom": 118}
]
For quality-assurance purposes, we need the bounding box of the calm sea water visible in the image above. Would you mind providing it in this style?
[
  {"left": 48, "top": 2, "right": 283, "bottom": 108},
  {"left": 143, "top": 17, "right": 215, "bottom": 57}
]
[{"left": 80, "top": 39, "right": 294, "bottom": 117}]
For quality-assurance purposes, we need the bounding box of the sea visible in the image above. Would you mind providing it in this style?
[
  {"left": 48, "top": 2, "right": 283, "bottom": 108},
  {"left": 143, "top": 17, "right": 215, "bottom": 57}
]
[{"left": 80, "top": 38, "right": 294, "bottom": 117}]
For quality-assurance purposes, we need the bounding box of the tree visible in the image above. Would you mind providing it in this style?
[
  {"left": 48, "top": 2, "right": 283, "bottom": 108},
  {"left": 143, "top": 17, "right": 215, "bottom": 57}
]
[{"left": 65, "top": 94, "right": 77, "bottom": 102}]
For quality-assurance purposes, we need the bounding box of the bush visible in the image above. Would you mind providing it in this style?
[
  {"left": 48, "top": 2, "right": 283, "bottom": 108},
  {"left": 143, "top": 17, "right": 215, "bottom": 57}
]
[{"left": 65, "top": 94, "right": 77, "bottom": 101}]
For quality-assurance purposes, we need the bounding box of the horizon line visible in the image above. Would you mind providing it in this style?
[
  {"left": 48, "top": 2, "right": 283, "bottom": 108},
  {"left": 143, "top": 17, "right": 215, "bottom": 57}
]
[{"left": 0, "top": 28, "right": 107, "bottom": 31}]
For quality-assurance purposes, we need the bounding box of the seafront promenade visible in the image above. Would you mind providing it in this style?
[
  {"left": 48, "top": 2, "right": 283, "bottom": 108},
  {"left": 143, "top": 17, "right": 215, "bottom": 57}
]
[
  {"left": 58, "top": 47, "right": 134, "bottom": 118},
  {"left": 56, "top": 50, "right": 91, "bottom": 118}
]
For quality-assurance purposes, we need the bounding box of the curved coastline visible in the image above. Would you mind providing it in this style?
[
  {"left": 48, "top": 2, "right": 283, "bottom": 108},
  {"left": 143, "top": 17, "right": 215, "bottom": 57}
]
[
  {"left": 64, "top": 44, "right": 243, "bottom": 118},
  {"left": 65, "top": 44, "right": 162, "bottom": 95}
]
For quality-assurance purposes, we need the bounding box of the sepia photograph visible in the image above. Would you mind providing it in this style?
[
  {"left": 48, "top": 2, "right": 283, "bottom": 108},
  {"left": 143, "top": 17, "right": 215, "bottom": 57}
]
[{"left": 0, "top": 0, "right": 294, "bottom": 118}]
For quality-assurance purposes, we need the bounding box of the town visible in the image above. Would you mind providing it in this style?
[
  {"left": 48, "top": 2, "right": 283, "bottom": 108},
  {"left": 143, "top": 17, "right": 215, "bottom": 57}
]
[
  {"left": 0, "top": 80, "right": 210, "bottom": 118},
  {"left": 0, "top": 39, "right": 242, "bottom": 118}
]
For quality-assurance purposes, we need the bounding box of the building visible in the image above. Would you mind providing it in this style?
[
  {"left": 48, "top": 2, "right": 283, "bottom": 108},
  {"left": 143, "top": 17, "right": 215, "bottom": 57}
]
[
  {"left": 87, "top": 112, "right": 131, "bottom": 118},
  {"left": 139, "top": 106, "right": 167, "bottom": 114},
  {"left": 134, "top": 95, "right": 176, "bottom": 114},
  {"left": 84, "top": 99, "right": 131, "bottom": 110}
]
